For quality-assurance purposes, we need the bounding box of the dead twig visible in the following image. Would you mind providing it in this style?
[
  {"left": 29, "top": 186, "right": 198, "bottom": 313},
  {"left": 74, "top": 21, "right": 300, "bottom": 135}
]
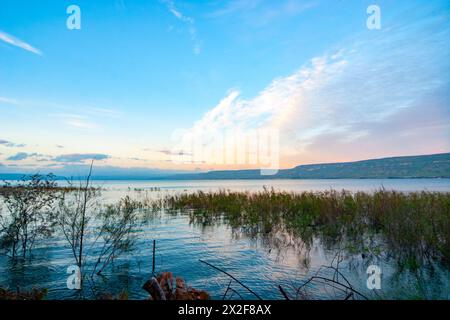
[
  {"left": 142, "top": 277, "right": 167, "bottom": 300},
  {"left": 222, "top": 280, "right": 232, "bottom": 300},
  {"left": 278, "top": 285, "right": 291, "bottom": 300},
  {"left": 199, "top": 259, "right": 263, "bottom": 300},
  {"left": 297, "top": 276, "right": 368, "bottom": 300}
]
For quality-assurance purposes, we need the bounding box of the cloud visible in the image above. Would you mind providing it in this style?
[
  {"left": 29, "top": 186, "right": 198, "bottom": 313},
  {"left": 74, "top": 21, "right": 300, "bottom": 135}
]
[
  {"left": 58, "top": 114, "right": 99, "bottom": 129},
  {"left": 128, "top": 157, "right": 150, "bottom": 162},
  {"left": 4, "top": 151, "right": 111, "bottom": 166},
  {"left": 0, "top": 140, "right": 13, "bottom": 147},
  {"left": 6, "top": 152, "right": 47, "bottom": 161},
  {"left": 0, "top": 139, "right": 26, "bottom": 148},
  {"left": 175, "top": 8, "right": 450, "bottom": 167},
  {"left": 162, "top": 0, "right": 201, "bottom": 54},
  {"left": 207, "top": 0, "right": 262, "bottom": 17},
  {"left": 207, "top": 0, "right": 317, "bottom": 26},
  {"left": 7, "top": 152, "right": 32, "bottom": 161},
  {"left": 52, "top": 106, "right": 121, "bottom": 129},
  {"left": 86, "top": 107, "right": 122, "bottom": 118},
  {"left": 52, "top": 153, "right": 110, "bottom": 164},
  {"left": 0, "top": 30, "right": 42, "bottom": 55},
  {"left": 184, "top": 54, "right": 348, "bottom": 140},
  {"left": 158, "top": 149, "right": 192, "bottom": 156},
  {"left": 0, "top": 97, "right": 19, "bottom": 106}
]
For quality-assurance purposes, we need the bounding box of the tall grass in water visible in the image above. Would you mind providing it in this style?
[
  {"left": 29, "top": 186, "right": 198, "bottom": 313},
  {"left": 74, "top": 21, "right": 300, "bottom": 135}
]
[{"left": 159, "top": 188, "right": 450, "bottom": 269}]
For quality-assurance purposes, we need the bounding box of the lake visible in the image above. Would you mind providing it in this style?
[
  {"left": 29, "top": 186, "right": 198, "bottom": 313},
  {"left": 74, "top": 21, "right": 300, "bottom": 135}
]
[
  {"left": 89, "top": 178, "right": 450, "bottom": 193},
  {"left": 0, "top": 179, "right": 449, "bottom": 300}
]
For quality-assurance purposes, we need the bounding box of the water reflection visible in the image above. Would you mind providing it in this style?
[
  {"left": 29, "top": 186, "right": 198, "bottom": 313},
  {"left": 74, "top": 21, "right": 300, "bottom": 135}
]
[{"left": 0, "top": 185, "right": 449, "bottom": 300}]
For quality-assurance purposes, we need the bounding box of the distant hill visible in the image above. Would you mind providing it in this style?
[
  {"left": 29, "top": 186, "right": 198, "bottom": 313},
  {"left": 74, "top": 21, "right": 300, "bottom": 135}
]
[
  {"left": 1, "top": 153, "right": 449, "bottom": 181},
  {"left": 169, "top": 153, "right": 450, "bottom": 180}
]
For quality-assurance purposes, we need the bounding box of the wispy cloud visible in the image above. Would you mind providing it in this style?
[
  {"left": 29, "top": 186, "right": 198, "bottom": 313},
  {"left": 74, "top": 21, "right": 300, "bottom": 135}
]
[
  {"left": 85, "top": 107, "right": 122, "bottom": 118},
  {"left": 57, "top": 114, "right": 99, "bottom": 129},
  {"left": 0, "top": 96, "right": 19, "bottom": 106},
  {"left": 0, "top": 30, "right": 42, "bottom": 55},
  {"left": 3, "top": 151, "right": 110, "bottom": 166},
  {"left": 56, "top": 107, "right": 121, "bottom": 129},
  {"left": 0, "top": 95, "right": 122, "bottom": 116},
  {"left": 6, "top": 152, "right": 30, "bottom": 161},
  {"left": 0, "top": 96, "right": 121, "bottom": 131},
  {"left": 52, "top": 153, "right": 110, "bottom": 164},
  {"left": 176, "top": 9, "right": 450, "bottom": 166},
  {"left": 0, "top": 139, "right": 26, "bottom": 148},
  {"left": 207, "top": 0, "right": 262, "bottom": 17},
  {"left": 6, "top": 152, "right": 45, "bottom": 161},
  {"left": 207, "top": 0, "right": 317, "bottom": 26},
  {"left": 158, "top": 149, "right": 192, "bottom": 157},
  {"left": 162, "top": 0, "right": 201, "bottom": 54}
]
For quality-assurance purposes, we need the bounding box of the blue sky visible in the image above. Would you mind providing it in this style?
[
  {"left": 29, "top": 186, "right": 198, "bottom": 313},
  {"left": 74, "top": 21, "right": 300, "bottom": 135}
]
[{"left": 0, "top": 0, "right": 449, "bottom": 175}]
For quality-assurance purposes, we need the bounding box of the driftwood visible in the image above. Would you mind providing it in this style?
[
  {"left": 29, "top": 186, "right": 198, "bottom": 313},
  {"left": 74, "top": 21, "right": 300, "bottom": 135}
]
[
  {"left": 142, "top": 277, "right": 167, "bottom": 300},
  {"left": 0, "top": 287, "right": 47, "bottom": 300},
  {"left": 143, "top": 272, "right": 210, "bottom": 300}
]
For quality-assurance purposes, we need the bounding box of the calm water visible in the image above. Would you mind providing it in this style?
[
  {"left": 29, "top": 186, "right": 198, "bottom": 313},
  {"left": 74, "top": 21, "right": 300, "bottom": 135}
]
[
  {"left": 89, "top": 178, "right": 450, "bottom": 193},
  {"left": 0, "top": 179, "right": 449, "bottom": 300}
]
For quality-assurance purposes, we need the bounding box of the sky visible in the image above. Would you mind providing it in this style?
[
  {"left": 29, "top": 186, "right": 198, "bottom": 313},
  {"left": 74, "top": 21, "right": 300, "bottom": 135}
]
[{"left": 0, "top": 0, "right": 449, "bottom": 176}]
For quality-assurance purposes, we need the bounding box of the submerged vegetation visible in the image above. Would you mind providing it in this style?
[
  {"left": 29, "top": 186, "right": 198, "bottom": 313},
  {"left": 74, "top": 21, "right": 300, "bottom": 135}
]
[
  {"left": 143, "top": 272, "right": 210, "bottom": 300},
  {"left": 0, "top": 287, "right": 47, "bottom": 300},
  {"left": 157, "top": 188, "right": 450, "bottom": 270},
  {"left": 0, "top": 174, "right": 59, "bottom": 258},
  {"left": 0, "top": 172, "right": 142, "bottom": 297},
  {"left": 0, "top": 173, "right": 449, "bottom": 300}
]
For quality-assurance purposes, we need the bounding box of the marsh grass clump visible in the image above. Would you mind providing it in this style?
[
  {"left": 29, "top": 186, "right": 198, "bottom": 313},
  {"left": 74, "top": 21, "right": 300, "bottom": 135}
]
[
  {"left": 0, "top": 166, "right": 143, "bottom": 295},
  {"left": 55, "top": 166, "right": 142, "bottom": 285},
  {"left": 0, "top": 287, "right": 47, "bottom": 300},
  {"left": 0, "top": 174, "right": 60, "bottom": 258},
  {"left": 91, "top": 195, "right": 141, "bottom": 276},
  {"left": 158, "top": 188, "right": 450, "bottom": 269}
]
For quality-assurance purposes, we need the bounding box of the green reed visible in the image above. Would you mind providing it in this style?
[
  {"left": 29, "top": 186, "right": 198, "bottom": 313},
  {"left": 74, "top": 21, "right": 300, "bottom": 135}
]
[{"left": 156, "top": 188, "right": 450, "bottom": 269}]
